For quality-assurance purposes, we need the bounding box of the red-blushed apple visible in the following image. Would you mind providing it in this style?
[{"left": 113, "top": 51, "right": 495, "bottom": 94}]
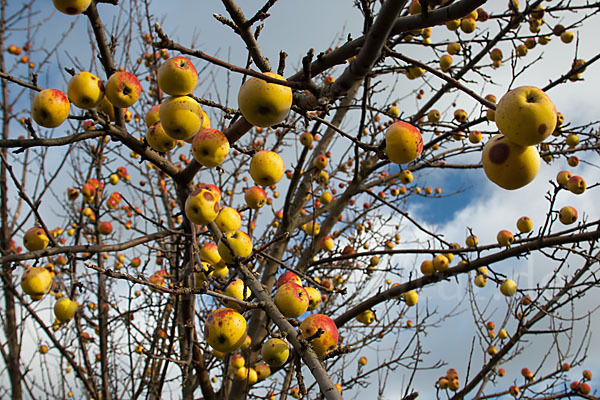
[
  {"left": 249, "top": 150, "right": 285, "bottom": 187},
  {"left": 495, "top": 86, "right": 557, "bottom": 146},
  {"left": 23, "top": 226, "right": 50, "bottom": 251},
  {"left": 203, "top": 308, "right": 247, "bottom": 353},
  {"left": 222, "top": 279, "right": 251, "bottom": 310},
  {"left": 517, "top": 216, "right": 533, "bottom": 233},
  {"left": 54, "top": 297, "right": 78, "bottom": 323},
  {"left": 105, "top": 71, "right": 142, "bottom": 108},
  {"left": 500, "top": 279, "right": 517, "bottom": 296},
  {"left": 52, "top": 0, "right": 91, "bottom": 14},
  {"left": 230, "top": 353, "right": 245, "bottom": 369},
  {"left": 299, "top": 131, "right": 313, "bottom": 147},
  {"left": 313, "top": 154, "right": 328, "bottom": 170},
  {"left": 241, "top": 335, "right": 251, "bottom": 350},
  {"left": 67, "top": 71, "right": 105, "bottom": 109},
  {"left": 145, "top": 104, "right": 160, "bottom": 127},
  {"left": 559, "top": 206, "right": 577, "bottom": 225},
  {"left": 98, "top": 221, "right": 113, "bottom": 235},
  {"left": 400, "top": 169, "right": 413, "bottom": 184},
  {"left": 318, "top": 236, "right": 334, "bottom": 252},
  {"left": 385, "top": 121, "right": 423, "bottom": 165},
  {"left": 299, "top": 314, "right": 339, "bottom": 357},
  {"left": 439, "top": 54, "right": 453, "bottom": 72},
  {"left": 497, "top": 230, "right": 514, "bottom": 246},
  {"left": 215, "top": 207, "right": 242, "bottom": 233},
  {"left": 274, "top": 282, "right": 309, "bottom": 318},
  {"left": 261, "top": 338, "right": 289, "bottom": 367},
  {"left": 217, "top": 230, "right": 253, "bottom": 264},
  {"left": 469, "top": 130, "right": 482, "bottom": 143},
  {"left": 21, "top": 267, "right": 53, "bottom": 298},
  {"left": 185, "top": 187, "right": 220, "bottom": 226},
  {"left": 302, "top": 221, "right": 320, "bottom": 236},
  {"left": 356, "top": 309, "right": 375, "bottom": 324},
  {"left": 191, "top": 128, "right": 230, "bottom": 168},
  {"left": 238, "top": 72, "right": 292, "bottom": 127},
  {"left": 305, "top": 287, "right": 322, "bottom": 310},
  {"left": 147, "top": 122, "right": 177, "bottom": 153},
  {"left": 509, "top": 385, "right": 520, "bottom": 396},
  {"left": 556, "top": 170, "right": 573, "bottom": 187},
  {"left": 199, "top": 183, "right": 222, "bottom": 202},
  {"left": 159, "top": 96, "right": 204, "bottom": 140},
  {"left": 157, "top": 56, "right": 198, "bottom": 95},
  {"left": 255, "top": 362, "right": 271, "bottom": 381},
  {"left": 200, "top": 242, "right": 226, "bottom": 269},
  {"left": 149, "top": 272, "right": 165, "bottom": 290},
  {"left": 276, "top": 271, "right": 302, "bottom": 288},
  {"left": 567, "top": 175, "right": 586, "bottom": 194},
  {"left": 482, "top": 134, "right": 540, "bottom": 190},
  {"left": 359, "top": 356, "right": 367, "bottom": 366},
  {"left": 31, "top": 89, "right": 70, "bottom": 128},
  {"left": 244, "top": 186, "right": 267, "bottom": 209}
]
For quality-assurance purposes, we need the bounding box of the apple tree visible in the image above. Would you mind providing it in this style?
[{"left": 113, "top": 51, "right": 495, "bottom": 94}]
[{"left": 1, "top": 0, "right": 600, "bottom": 399}]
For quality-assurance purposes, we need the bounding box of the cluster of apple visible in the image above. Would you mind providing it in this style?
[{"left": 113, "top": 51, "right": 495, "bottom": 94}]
[
  {"left": 436, "top": 368, "right": 460, "bottom": 391},
  {"left": 570, "top": 370, "right": 593, "bottom": 395}
]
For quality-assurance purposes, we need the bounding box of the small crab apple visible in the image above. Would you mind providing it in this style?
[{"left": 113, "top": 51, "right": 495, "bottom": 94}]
[
  {"left": 98, "top": 221, "right": 113, "bottom": 235},
  {"left": 300, "top": 314, "right": 339, "bottom": 357},
  {"left": 469, "top": 130, "right": 482, "bottom": 143},
  {"left": 261, "top": 338, "right": 289, "bottom": 367},
  {"left": 318, "top": 236, "right": 334, "bottom": 252},
  {"left": 427, "top": 109, "right": 441, "bottom": 123},
  {"left": 558, "top": 206, "right": 577, "bottom": 225},
  {"left": 305, "top": 287, "right": 322, "bottom": 311},
  {"left": 356, "top": 310, "right": 375, "bottom": 324},
  {"left": 23, "top": 226, "right": 50, "bottom": 251},
  {"left": 244, "top": 186, "right": 267, "bottom": 209},
  {"left": 454, "top": 109, "right": 468, "bottom": 123},
  {"left": 556, "top": 170, "right": 573, "bottom": 187},
  {"left": 500, "top": 279, "right": 517, "bottom": 297},
  {"left": 192, "top": 128, "right": 230, "bottom": 168},
  {"left": 145, "top": 104, "right": 161, "bottom": 127},
  {"left": 299, "top": 131, "right": 313, "bottom": 146},
  {"left": 157, "top": 56, "right": 198, "bottom": 95},
  {"left": 274, "top": 282, "right": 309, "bottom": 318},
  {"left": 567, "top": 175, "right": 586, "bottom": 195},
  {"left": 105, "top": 71, "right": 142, "bottom": 108},
  {"left": 217, "top": 230, "right": 253, "bottom": 264},
  {"left": 385, "top": 121, "right": 423, "bottom": 165},
  {"left": 517, "top": 216, "right": 533, "bottom": 233},
  {"left": 403, "top": 290, "right": 418, "bottom": 306},
  {"left": 433, "top": 254, "right": 449, "bottom": 271},
  {"left": 250, "top": 150, "right": 285, "bottom": 187},
  {"left": 31, "top": 89, "right": 70, "bottom": 128},
  {"left": 255, "top": 363, "right": 271, "bottom": 381},
  {"left": 223, "top": 279, "right": 252, "bottom": 310},
  {"left": 67, "top": 72, "right": 105, "bottom": 109},
  {"left": 440, "top": 54, "right": 453, "bottom": 72},
  {"left": 54, "top": 297, "right": 78, "bottom": 323},
  {"left": 238, "top": 72, "right": 292, "bottom": 127},
  {"left": 497, "top": 230, "right": 514, "bottom": 246},
  {"left": 204, "top": 308, "right": 247, "bottom": 353}
]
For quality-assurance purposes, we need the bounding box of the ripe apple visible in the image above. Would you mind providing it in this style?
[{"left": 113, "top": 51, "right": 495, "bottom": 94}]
[
  {"left": 468, "top": 130, "right": 482, "bottom": 144},
  {"left": 147, "top": 121, "right": 177, "bottom": 152},
  {"left": 500, "top": 279, "right": 517, "bottom": 296},
  {"left": 359, "top": 356, "right": 367, "bottom": 366},
  {"left": 497, "top": 230, "right": 514, "bottom": 246},
  {"left": 223, "top": 279, "right": 251, "bottom": 310},
  {"left": 98, "top": 221, "right": 113, "bottom": 235},
  {"left": 31, "top": 89, "right": 70, "bottom": 128},
  {"left": 474, "top": 274, "right": 487, "bottom": 287},
  {"left": 192, "top": 128, "right": 230, "bottom": 168},
  {"left": 400, "top": 169, "right": 413, "bottom": 184},
  {"left": 276, "top": 271, "right": 302, "bottom": 288},
  {"left": 96, "top": 96, "right": 115, "bottom": 121},
  {"left": 385, "top": 121, "right": 423, "bottom": 165},
  {"left": 157, "top": 56, "right": 198, "bottom": 95},
  {"left": 54, "top": 297, "right": 78, "bottom": 323},
  {"left": 305, "top": 287, "right": 322, "bottom": 311},
  {"left": 299, "top": 314, "right": 339, "bottom": 357},
  {"left": 299, "top": 131, "right": 313, "bottom": 147},
  {"left": 420, "top": 259, "right": 435, "bottom": 275},
  {"left": 67, "top": 71, "right": 105, "bottom": 109},
  {"left": 559, "top": 206, "right": 577, "bottom": 225},
  {"left": 185, "top": 188, "right": 220, "bottom": 225},
  {"left": 215, "top": 207, "right": 242, "bottom": 233},
  {"left": 203, "top": 308, "right": 247, "bottom": 353},
  {"left": 249, "top": 150, "right": 285, "bottom": 187},
  {"left": 461, "top": 17, "right": 477, "bottom": 33},
  {"left": 39, "top": 344, "right": 49, "bottom": 354},
  {"left": 230, "top": 353, "right": 245, "bottom": 369},
  {"left": 159, "top": 96, "right": 204, "bottom": 140},
  {"left": 356, "top": 309, "right": 375, "bottom": 324},
  {"left": 556, "top": 170, "right": 573, "bottom": 187},
  {"left": 52, "top": 0, "right": 91, "bottom": 14},
  {"left": 255, "top": 362, "right": 271, "bottom": 381},
  {"left": 482, "top": 134, "right": 540, "bottom": 190},
  {"left": 244, "top": 186, "right": 267, "bottom": 209},
  {"left": 105, "top": 71, "right": 142, "bottom": 108},
  {"left": 517, "top": 216, "right": 533, "bottom": 233},
  {"left": 498, "top": 328, "right": 508, "bottom": 339},
  {"left": 238, "top": 72, "right": 293, "bottom": 127},
  {"left": 490, "top": 48, "right": 503, "bottom": 61},
  {"left": 21, "top": 267, "right": 53, "bottom": 298},
  {"left": 583, "top": 370, "right": 592, "bottom": 380},
  {"left": 23, "top": 226, "right": 50, "bottom": 251},
  {"left": 427, "top": 109, "right": 441, "bottom": 123},
  {"left": 495, "top": 86, "right": 557, "bottom": 146},
  {"left": 404, "top": 290, "right": 418, "bottom": 306},
  {"left": 433, "top": 254, "right": 449, "bottom": 271},
  {"left": 145, "top": 104, "right": 160, "bottom": 127},
  {"left": 567, "top": 175, "right": 586, "bottom": 194},
  {"left": 200, "top": 242, "right": 226, "bottom": 268},
  {"left": 454, "top": 109, "right": 467, "bottom": 123},
  {"left": 465, "top": 235, "right": 478, "bottom": 247},
  {"left": 274, "top": 282, "right": 309, "bottom": 318},
  {"left": 439, "top": 54, "right": 453, "bottom": 72},
  {"left": 217, "top": 230, "right": 253, "bottom": 264},
  {"left": 261, "top": 338, "right": 289, "bottom": 367}
]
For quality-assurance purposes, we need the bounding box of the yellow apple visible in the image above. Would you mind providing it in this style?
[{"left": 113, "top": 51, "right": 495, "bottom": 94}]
[
  {"left": 559, "top": 206, "right": 577, "bottom": 225},
  {"left": 223, "top": 279, "right": 252, "bottom": 310},
  {"left": 385, "top": 121, "right": 423, "bottom": 165},
  {"left": 299, "top": 314, "right": 339, "bottom": 357},
  {"left": 356, "top": 309, "right": 375, "bottom": 324},
  {"left": 215, "top": 207, "right": 242, "bottom": 233},
  {"left": 433, "top": 254, "right": 449, "bottom": 271},
  {"left": 427, "top": 109, "right": 441, "bottom": 123},
  {"left": 54, "top": 297, "right": 78, "bottom": 323},
  {"left": 495, "top": 86, "right": 557, "bottom": 146},
  {"left": 274, "top": 282, "right": 309, "bottom": 318},
  {"left": 244, "top": 186, "right": 267, "bottom": 209},
  {"left": 204, "top": 308, "right": 247, "bottom": 353},
  {"left": 230, "top": 354, "right": 245, "bottom": 369},
  {"left": 500, "top": 279, "right": 517, "bottom": 296},
  {"left": 255, "top": 362, "right": 271, "bottom": 381},
  {"left": 482, "top": 134, "right": 540, "bottom": 190},
  {"left": 261, "top": 338, "right": 289, "bottom": 367},
  {"left": 249, "top": 150, "right": 285, "bottom": 186},
  {"left": 403, "top": 290, "right": 418, "bottom": 306},
  {"left": 145, "top": 104, "right": 160, "bottom": 127},
  {"left": 440, "top": 54, "right": 453, "bottom": 72},
  {"left": 217, "top": 230, "right": 253, "bottom": 264},
  {"left": 159, "top": 96, "right": 204, "bottom": 140},
  {"left": 31, "top": 89, "right": 70, "bottom": 128},
  {"left": 185, "top": 188, "right": 220, "bottom": 225},
  {"left": 200, "top": 242, "right": 226, "bottom": 269},
  {"left": 517, "top": 216, "right": 533, "bottom": 233},
  {"left": 23, "top": 226, "right": 50, "bottom": 251},
  {"left": 147, "top": 121, "right": 177, "bottom": 153},
  {"left": 305, "top": 287, "right": 322, "bottom": 311},
  {"left": 191, "top": 128, "right": 230, "bottom": 168},
  {"left": 238, "top": 72, "right": 293, "bottom": 127},
  {"left": 96, "top": 96, "right": 115, "bottom": 122},
  {"left": 67, "top": 71, "right": 105, "bottom": 110},
  {"left": 157, "top": 56, "right": 198, "bottom": 96},
  {"left": 52, "top": 0, "right": 91, "bottom": 14},
  {"left": 105, "top": 71, "right": 142, "bottom": 108},
  {"left": 496, "top": 230, "right": 514, "bottom": 246},
  {"left": 21, "top": 267, "right": 53, "bottom": 298}
]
